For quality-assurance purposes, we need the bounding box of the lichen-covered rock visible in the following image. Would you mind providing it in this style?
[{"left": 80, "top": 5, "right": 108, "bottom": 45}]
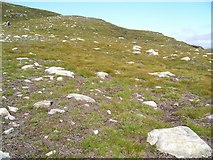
[{"left": 147, "top": 126, "right": 212, "bottom": 158}]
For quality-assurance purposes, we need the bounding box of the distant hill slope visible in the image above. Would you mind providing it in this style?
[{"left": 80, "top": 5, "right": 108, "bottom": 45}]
[{"left": 1, "top": 2, "right": 60, "bottom": 22}]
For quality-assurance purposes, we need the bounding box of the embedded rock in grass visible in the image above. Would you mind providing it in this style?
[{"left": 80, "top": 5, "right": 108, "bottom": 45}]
[
  {"left": 149, "top": 71, "right": 175, "bottom": 78},
  {"left": 142, "top": 101, "right": 157, "bottom": 109},
  {"left": 16, "top": 57, "right": 29, "bottom": 60},
  {"left": 21, "top": 64, "right": 34, "bottom": 70},
  {"left": 8, "top": 106, "right": 18, "bottom": 113},
  {"left": 33, "top": 100, "right": 53, "bottom": 108},
  {"left": 45, "top": 66, "right": 74, "bottom": 78},
  {"left": 3, "top": 128, "right": 14, "bottom": 135},
  {"left": 147, "top": 126, "right": 212, "bottom": 158},
  {"left": 45, "top": 150, "right": 56, "bottom": 157},
  {"left": 206, "top": 114, "right": 213, "bottom": 120},
  {"left": 12, "top": 47, "right": 18, "bottom": 51},
  {"left": 181, "top": 57, "right": 191, "bottom": 61},
  {"left": 133, "top": 45, "right": 142, "bottom": 51},
  {"left": 146, "top": 49, "right": 159, "bottom": 56},
  {"left": 48, "top": 109, "right": 65, "bottom": 115},
  {"left": 57, "top": 77, "right": 63, "bottom": 81},
  {"left": 132, "top": 51, "right": 141, "bottom": 54},
  {"left": 0, "top": 151, "right": 10, "bottom": 159},
  {"left": 67, "top": 93, "right": 96, "bottom": 103},
  {"left": 0, "top": 108, "right": 15, "bottom": 120},
  {"left": 96, "top": 72, "right": 109, "bottom": 80}
]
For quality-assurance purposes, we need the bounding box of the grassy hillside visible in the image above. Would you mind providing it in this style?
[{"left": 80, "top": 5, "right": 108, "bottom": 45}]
[
  {"left": 1, "top": 2, "right": 212, "bottom": 158},
  {"left": 1, "top": 2, "right": 60, "bottom": 22}
]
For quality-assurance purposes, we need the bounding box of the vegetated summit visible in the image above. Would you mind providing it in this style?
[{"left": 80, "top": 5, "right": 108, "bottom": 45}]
[{"left": 1, "top": 2, "right": 212, "bottom": 159}]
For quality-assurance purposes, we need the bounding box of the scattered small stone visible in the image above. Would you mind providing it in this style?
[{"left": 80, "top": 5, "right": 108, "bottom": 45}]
[
  {"left": 24, "top": 79, "right": 32, "bottom": 83},
  {"left": 12, "top": 47, "right": 18, "bottom": 51},
  {"left": 48, "top": 109, "right": 65, "bottom": 115},
  {"left": 136, "top": 114, "right": 145, "bottom": 117},
  {"left": 34, "top": 62, "right": 41, "bottom": 67},
  {"left": 3, "top": 128, "right": 14, "bottom": 135},
  {"left": 0, "top": 108, "right": 15, "bottom": 120},
  {"left": 22, "top": 86, "right": 29, "bottom": 89},
  {"left": 57, "top": 77, "right": 63, "bottom": 81},
  {"left": 104, "top": 95, "right": 112, "bottom": 100},
  {"left": 206, "top": 114, "right": 213, "bottom": 120},
  {"left": 2, "top": 96, "right": 7, "bottom": 100},
  {"left": 84, "top": 104, "right": 90, "bottom": 107},
  {"left": 10, "top": 122, "right": 20, "bottom": 127},
  {"left": 33, "top": 77, "right": 43, "bottom": 81},
  {"left": 109, "top": 119, "right": 118, "bottom": 123},
  {"left": 8, "top": 106, "right": 18, "bottom": 113},
  {"left": 16, "top": 57, "right": 29, "bottom": 60},
  {"left": 21, "top": 64, "right": 34, "bottom": 70},
  {"left": 38, "top": 91, "right": 42, "bottom": 94},
  {"left": 107, "top": 110, "right": 111, "bottom": 115},
  {"left": 93, "top": 48, "right": 100, "bottom": 50},
  {"left": 146, "top": 49, "right": 158, "bottom": 56},
  {"left": 23, "top": 96, "right": 30, "bottom": 99},
  {"left": 44, "top": 135, "right": 48, "bottom": 139},
  {"left": 118, "top": 37, "right": 124, "bottom": 40},
  {"left": 33, "top": 100, "right": 53, "bottom": 108},
  {"left": 181, "top": 57, "right": 191, "bottom": 61},
  {"left": 93, "top": 130, "right": 99, "bottom": 135},
  {"left": 173, "top": 102, "right": 179, "bottom": 106},
  {"left": 67, "top": 93, "right": 96, "bottom": 103},
  {"left": 133, "top": 45, "right": 142, "bottom": 51},
  {"left": 24, "top": 113, "right": 29, "bottom": 116},
  {"left": 96, "top": 72, "right": 109, "bottom": 79},
  {"left": 127, "top": 61, "right": 135, "bottom": 64},
  {"left": 155, "top": 86, "right": 162, "bottom": 89},
  {"left": 142, "top": 101, "right": 157, "bottom": 109},
  {"left": 45, "top": 150, "right": 56, "bottom": 157},
  {"left": 132, "top": 51, "right": 141, "bottom": 54},
  {"left": 59, "top": 119, "right": 63, "bottom": 123},
  {"left": 29, "top": 52, "right": 36, "bottom": 55}
]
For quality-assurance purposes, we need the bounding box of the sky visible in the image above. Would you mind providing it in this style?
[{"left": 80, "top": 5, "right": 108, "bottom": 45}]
[{"left": 5, "top": 0, "right": 212, "bottom": 49}]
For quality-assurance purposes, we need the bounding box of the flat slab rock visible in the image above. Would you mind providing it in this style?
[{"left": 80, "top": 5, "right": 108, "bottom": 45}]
[
  {"left": 45, "top": 66, "right": 75, "bottom": 78},
  {"left": 149, "top": 71, "right": 175, "bottom": 78},
  {"left": 67, "top": 93, "right": 96, "bottom": 103},
  {"left": 147, "top": 126, "right": 212, "bottom": 158},
  {"left": 33, "top": 100, "right": 53, "bottom": 108}
]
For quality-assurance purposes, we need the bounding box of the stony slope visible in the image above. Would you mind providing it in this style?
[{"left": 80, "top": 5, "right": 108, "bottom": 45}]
[
  {"left": 1, "top": 2, "right": 212, "bottom": 158},
  {"left": 1, "top": 2, "right": 60, "bottom": 22}
]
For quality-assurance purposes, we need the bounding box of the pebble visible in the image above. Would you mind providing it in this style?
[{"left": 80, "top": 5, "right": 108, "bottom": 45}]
[
  {"left": 45, "top": 150, "right": 56, "bottom": 157},
  {"left": 3, "top": 128, "right": 14, "bottom": 135},
  {"left": 93, "top": 130, "right": 99, "bottom": 135},
  {"left": 107, "top": 110, "right": 111, "bottom": 115}
]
